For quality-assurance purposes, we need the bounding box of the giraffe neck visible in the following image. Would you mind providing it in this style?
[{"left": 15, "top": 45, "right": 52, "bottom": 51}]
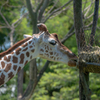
[
  {"left": 0, "top": 37, "right": 31, "bottom": 59},
  {"left": 0, "top": 37, "right": 37, "bottom": 86}
]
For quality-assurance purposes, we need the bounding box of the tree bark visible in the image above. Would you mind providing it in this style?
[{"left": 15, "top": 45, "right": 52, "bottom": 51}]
[
  {"left": 73, "top": 0, "right": 91, "bottom": 100},
  {"left": 90, "top": 0, "right": 99, "bottom": 46},
  {"left": 17, "top": 69, "right": 24, "bottom": 100}
]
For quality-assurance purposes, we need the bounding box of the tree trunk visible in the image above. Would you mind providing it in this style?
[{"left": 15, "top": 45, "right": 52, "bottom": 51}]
[
  {"left": 17, "top": 69, "right": 24, "bottom": 100},
  {"left": 73, "top": 0, "right": 91, "bottom": 100}
]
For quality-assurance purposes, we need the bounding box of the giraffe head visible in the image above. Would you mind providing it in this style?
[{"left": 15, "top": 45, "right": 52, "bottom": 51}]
[{"left": 24, "top": 23, "right": 77, "bottom": 66}]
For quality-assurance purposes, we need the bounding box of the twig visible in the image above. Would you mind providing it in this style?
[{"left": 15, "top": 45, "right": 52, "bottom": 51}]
[
  {"left": 45, "top": 0, "right": 59, "bottom": 16},
  {"left": 84, "top": 21, "right": 93, "bottom": 28},
  {"left": 83, "top": 0, "right": 94, "bottom": 13},
  {"left": 0, "top": 11, "right": 11, "bottom": 29},
  {"left": 44, "top": 0, "right": 72, "bottom": 23},
  {"left": 0, "top": 0, "right": 9, "bottom": 11},
  {"left": 61, "top": 25, "right": 74, "bottom": 44},
  {"left": 13, "top": 12, "right": 28, "bottom": 28},
  {"left": 84, "top": 1, "right": 93, "bottom": 17},
  {"left": 85, "top": 13, "right": 94, "bottom": 20},
  {"left": 46, "top": 5, "right": 70, "bottom": 21},
  {"left": 0, "top": 26, "right": 9, "bottom": 29}
]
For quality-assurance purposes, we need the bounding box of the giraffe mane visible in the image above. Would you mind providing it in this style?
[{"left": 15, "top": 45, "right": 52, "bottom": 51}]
[{"left": 0, "top": 37, "right": 31, "bottom": 59}]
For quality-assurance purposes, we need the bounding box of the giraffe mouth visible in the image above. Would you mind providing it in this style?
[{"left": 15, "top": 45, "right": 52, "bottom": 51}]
[{"left": 68, "top": 57, "right": 78, "bottom": 67}]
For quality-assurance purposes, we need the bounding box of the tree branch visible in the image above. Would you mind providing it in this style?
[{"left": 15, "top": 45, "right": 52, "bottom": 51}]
[
  {"left": 89, "top": 0, "right": 99, "bottom": 46},
  {"left": 36, "top": 0, "right": 44, "bottom": 12},
  {"left": 45, "top": 0, "right": 59, "bottom": 16},
  {"left": 26, "top": 0, "right": 37, "bottom": 33},
  {"left": 0, "top": 11, "right": 11, "bottom": 29},
  {"left": 73, "top": 0, "right": 86, "bottom": 51},
  {"left": 84, "top": 1, "right": 94, "bottom": 17},
  {"left": 0, "top": 0, "right": 9, "bottom": 11},
  {"left": 20, "top": 60, "right": 50, "bottom": 100},
  {"left": 61, "top": 25, "right": 74, "bottom": 44},
  {"left": 38, "top": 0, "right": 49, "bottom": 22},
  {"left": 26, "top": 0, "right": 35, "bottom": 24},
  {"left": 44, "top": 0, "right": 72, "bottom": 23},
  {"left": 0, "top": 26, "right": 9, "bottom": 28},
  {"left": 45, "top": 5, "right": 70, "bottom": 22},
  {"left": 13, "top": 12, "right": 28, "bottom": 28}
]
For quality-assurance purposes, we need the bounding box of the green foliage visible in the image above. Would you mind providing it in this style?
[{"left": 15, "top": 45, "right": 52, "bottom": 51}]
[{"left": 32, "top": 63, "right": 79, "bottom": 100}]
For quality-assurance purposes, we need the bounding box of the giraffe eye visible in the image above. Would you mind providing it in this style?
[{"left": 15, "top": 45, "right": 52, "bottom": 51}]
[{"left": 49, "top": 40, "right": 57, "bottom": 45}]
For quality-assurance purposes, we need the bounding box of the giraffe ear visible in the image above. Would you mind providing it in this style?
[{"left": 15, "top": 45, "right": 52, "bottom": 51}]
[
  {"left": 23, "top": 34, "right": 32, "bottom": 38},
  {"left": 38, "top": 32, "right": 45, "bottom": 43}
]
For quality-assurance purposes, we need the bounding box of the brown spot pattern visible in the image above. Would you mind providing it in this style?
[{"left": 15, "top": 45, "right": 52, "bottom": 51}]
[
  {"left": 46, "top": 50, "right": 48, "bottom": 52},
  {"left": 1, "top": 61, "right": 5, "bottom": 68},
  {"left": 30, "top": 56, "right": 32, "bottom": 59},
  {"left": 17, "top": 67, "right": 21, "bottom": 73},
  {"left": 0, "top": 73, "right": 5, "bottom": 86},
  {"left": 30, "top": 46, "right": 33, "bottom": 48},
  {"left": 4, "top": 63, "right": 12, "bottom": 72},
  {"left": 0, "top": 37, "right": 31, "bottom": 59},
  {"left": 13, "top": 65, "right": 17, "bottom": 71},
  {"left": 31, "top": 49, "right": 35, "bottom": 52},
  {"left": 32, "top": 42, "right": 34, "bottom": 45},
  {"left": 25, "top": 60, "right": 28, "bottom": 65},
  {"left": 20, "top": 54, "right": 24, "bottom": 64},
  {"left": 11, "top": 52, "right": 14, "bottom": 54},
  {"left": 8, "top": 72, "right": 14, "bottom": 80},
  {"left": 23, "top": 47, "right": 28, "bottom": 51},
  {"left": 40, "top": 49, "right": 44, "bottom": 52},
  {"left": 29, "top": 41, "right": 32, "bottom": 44},
  {"left": 16, "top": 47, "right": 21, "bottom": 55},
  {"left": 22, "top": 43, "right": 28, "bottom": 48},
  {"left": 50, "top": 56, "right": 53, "bottom": 59},
  {"left": 4, "top": 56, "right": 11, "bottom": 62},
  {"left": 50, "top": 52, "right": 53, "bottom": 55},
  {"left": 26, "top": 52, "right": 30, "bottom": 57},
  {"left": 12, "top": 56, "right": 18, "bottom": 63}
]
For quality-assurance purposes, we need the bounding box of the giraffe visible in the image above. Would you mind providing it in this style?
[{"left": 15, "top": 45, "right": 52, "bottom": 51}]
[{"left": 0, "top": 23, "right": 77, "bottom": 86}]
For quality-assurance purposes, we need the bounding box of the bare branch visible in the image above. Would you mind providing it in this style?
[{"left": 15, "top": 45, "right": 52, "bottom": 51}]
[
  {"left": 90, "top": 0, "right": 99, "bottom": 46},
  {"left": 0, "top": 11, "right": 11, "bottom": 29},
  {"left": 45, "top": 0, "right": 59, "bottom": 16},
  {"left": 0, "top": 26, "right": 9, "bottom": 29},
  {"left": 85, "top": 13, "right": 94, "bottom": 20},
  {"left": 13, "top": 12, "right": 28, "bottom": 28},
  {"left": 83, "top": 0, "right": 94, "bottom": 13},
  {"left": 61, "top": 25, "right": 74, "bottom": 44},
  {"left": 46, "top": 5, "right": 70, "bottom": 21},
  {"left": 0, "top": 0, "right": 9, "bottom": 11},
  {"left": 44, "top": 0, "right": 72, "bottom": 23},
  {"left": 84, "top": 21, "right": 93, "bottom": 28},
  {"left": 84, "top": 1, "right": 93, "bottom": 17}
]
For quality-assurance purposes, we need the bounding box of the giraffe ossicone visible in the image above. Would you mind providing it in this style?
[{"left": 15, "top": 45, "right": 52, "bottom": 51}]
[{"left": 0, "top": 23, "right": 77, "bottom": 86}]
